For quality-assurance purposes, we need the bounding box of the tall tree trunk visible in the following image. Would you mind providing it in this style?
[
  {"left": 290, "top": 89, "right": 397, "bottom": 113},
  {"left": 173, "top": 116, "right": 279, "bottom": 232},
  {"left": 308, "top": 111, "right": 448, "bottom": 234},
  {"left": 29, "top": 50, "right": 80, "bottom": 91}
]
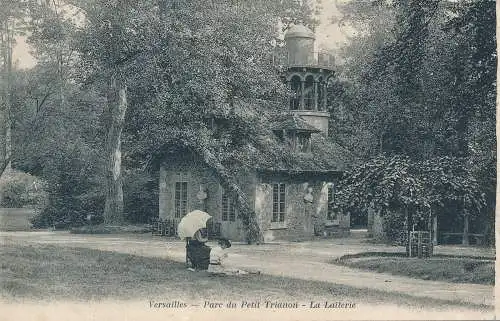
[
  {"left": 0, "top": 19, "right": 13, "bottom": 206},
  {"left": 404, "top": 207, "right": 409, "bottom": 256},
  {"left": 379, "top": 131, "right": 383, "bottom": 154},
  {"left": 0, "top": 156, "right": 9, "bottom": 178},
  {"left": 4, "top": 119, "right": 10, "bottom": 171},
  {"left": 2, "top": 19, "right": 12, "bottom": 175},
  {"left": 103, "top": 74, "right": 127, "bottom": 224},
  {"left": 50, "top": 0, "right": 66, "bottom": 111},
  {"left": 462, "top": 212, "right": 469, "bottom": 246},
  {"left": 57, "top": 51, "right": 65, "bottom": 109},
  {"left": 432, "top": 214, "right": 438, "bottom": 245}
]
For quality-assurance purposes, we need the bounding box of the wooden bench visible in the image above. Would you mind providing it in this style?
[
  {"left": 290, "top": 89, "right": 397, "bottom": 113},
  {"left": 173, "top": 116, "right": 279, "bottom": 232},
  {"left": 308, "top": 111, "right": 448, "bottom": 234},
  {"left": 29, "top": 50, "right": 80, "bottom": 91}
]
[
  {"left": 152, "top": 217, "right": 218, "bottom": 238},
  {"left": 151, "top": 218, "right": 179, "bottom": 237},
  {"left": 207, "top": 221, "right": 221, "bottom": 239},
  {"left": 441, "top": 232, "right": 485, "bottom": 245},
  {"left": 151, "top": 217, "right": 163, "bottom": 236}
]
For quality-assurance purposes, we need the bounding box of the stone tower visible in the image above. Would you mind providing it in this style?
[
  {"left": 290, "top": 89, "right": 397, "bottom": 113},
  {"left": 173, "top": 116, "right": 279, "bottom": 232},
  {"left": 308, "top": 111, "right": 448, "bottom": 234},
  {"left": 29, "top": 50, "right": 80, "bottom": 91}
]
[{"left": 284, "top": 24, "right": 334, "bottom": 135}]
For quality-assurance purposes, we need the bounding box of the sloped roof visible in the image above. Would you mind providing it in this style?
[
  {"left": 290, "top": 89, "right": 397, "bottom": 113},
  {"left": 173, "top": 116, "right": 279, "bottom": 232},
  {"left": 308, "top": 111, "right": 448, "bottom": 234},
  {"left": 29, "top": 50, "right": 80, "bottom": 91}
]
[
  {"left": 271, "top": 114, "right": 321, "bottom": 133},
  {"left": 224, "top": 130, "right": 354, "bottom": 175},
  {"left": 266, "top": 136, "right": 351, "bottom": 173},
  {"left": 155, "top": 129, "right": 354, "bottom": 176},
  {"left": 154, "top": 100, "right": 354, "bottom": 176}
]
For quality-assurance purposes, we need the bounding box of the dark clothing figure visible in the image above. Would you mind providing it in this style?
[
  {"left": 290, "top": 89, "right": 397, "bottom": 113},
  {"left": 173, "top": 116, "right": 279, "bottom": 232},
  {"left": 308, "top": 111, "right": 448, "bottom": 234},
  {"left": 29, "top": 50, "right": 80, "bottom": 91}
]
[{"left": 186, "top": 239, "right": 211, "bottom": 270}]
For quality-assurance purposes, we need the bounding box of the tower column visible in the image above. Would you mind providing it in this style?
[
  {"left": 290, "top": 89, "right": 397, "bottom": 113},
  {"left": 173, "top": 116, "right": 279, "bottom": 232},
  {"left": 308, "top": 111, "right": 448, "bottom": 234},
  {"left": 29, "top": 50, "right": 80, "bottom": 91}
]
[
  {"left": 322, "top": 82, "right": 327, "bottom": 110},
  {"left": 313, "top": 81, "right": 318, "bottom": 111},
  {"left": 300, "top": 80, "right": 305, "bottom": 110}
]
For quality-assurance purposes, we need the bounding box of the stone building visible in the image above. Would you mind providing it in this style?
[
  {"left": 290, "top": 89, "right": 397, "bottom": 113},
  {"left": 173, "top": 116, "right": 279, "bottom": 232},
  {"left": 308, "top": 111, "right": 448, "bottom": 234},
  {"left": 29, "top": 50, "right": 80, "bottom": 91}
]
[{"left": 158, "top": 24, "right": 352, "bottom": 242}]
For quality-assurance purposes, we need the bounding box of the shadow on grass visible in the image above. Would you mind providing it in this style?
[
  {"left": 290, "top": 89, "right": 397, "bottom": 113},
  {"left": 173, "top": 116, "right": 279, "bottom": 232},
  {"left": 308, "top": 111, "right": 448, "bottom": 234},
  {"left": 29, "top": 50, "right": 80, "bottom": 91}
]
[
  {"left": 0, "top": 244, "right": 492, "bottom": 311},
  {"left": 335, "top": 252, "right": 496, "bottom": 262},
  {"left": 333, "top": 252, "right": 494, "bottom": 285}
]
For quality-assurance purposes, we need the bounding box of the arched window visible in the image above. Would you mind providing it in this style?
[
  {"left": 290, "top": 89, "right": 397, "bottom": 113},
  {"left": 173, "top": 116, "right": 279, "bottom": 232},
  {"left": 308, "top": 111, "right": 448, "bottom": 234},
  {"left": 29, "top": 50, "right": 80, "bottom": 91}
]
[
  {"left": 304, "top": 75, "right": 314, "bottom": 110},
  {"left": 290, "top": 75, "right": 301, "bottom": 110},
  {"left": 317, "top": 77, "right": 324, "bottom": 111}
]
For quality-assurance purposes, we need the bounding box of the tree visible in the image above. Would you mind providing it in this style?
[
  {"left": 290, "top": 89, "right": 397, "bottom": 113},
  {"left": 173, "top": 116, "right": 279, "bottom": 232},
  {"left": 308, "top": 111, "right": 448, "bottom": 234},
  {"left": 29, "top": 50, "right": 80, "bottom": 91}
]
[
  {"left": 0, "top": 1, "right": 29, "bottom": 178},
  {"left": 336, "top": 155, "right": 485, "bottom": 243},
  {"left": 446, "top": 0, "right": 496, "bottom": 244},
  {"left": 14, "top": 0, "right": 322, "bottom": 237},
  {"left": 334, "top": 0, "right": 441, "bottom": 158},
  {"left": 3, "top": 1, "right": 108, "bottom": 227},
  {"left": 124, "top": 0, "right": 318, "bottom": 242},
  {"left": 73, "top": 0, "right": 155, "bottom": 224},
  {"left": 335, "top": 0, "right": 495, "bottom": 158},
  {"left": 332, "top": 0, "right": 495, "bottom": 244},
  {"left": 13, "top": 64, "right": 107, "bottom": 228}
]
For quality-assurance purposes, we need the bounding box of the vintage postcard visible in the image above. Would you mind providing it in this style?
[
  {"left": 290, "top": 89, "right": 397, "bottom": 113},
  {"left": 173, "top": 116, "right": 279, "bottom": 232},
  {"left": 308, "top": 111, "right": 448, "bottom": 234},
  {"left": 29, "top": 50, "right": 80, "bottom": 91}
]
[{"left": 0, "top": 0, "right": 497, "bottom": 320}]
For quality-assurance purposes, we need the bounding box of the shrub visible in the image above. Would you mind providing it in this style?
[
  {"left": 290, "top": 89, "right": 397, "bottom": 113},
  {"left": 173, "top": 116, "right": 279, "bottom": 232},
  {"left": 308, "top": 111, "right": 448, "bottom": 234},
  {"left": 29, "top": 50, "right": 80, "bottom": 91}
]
[
  {"left": 123, "top": 170, "right": 158, "bottom": 224},
  {"left": 29, "top": 147, "right": 105, "bottom": 229},
  {"left": 0, "top": 171, "right": 47, "bottom": 208}
]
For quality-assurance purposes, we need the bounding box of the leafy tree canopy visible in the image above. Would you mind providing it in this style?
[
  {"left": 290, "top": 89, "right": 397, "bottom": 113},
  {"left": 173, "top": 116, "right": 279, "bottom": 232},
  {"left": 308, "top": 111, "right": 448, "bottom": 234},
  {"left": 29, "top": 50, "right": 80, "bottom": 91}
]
[{"left": 336, "top": 155, "right": 486, "bottom": 220}]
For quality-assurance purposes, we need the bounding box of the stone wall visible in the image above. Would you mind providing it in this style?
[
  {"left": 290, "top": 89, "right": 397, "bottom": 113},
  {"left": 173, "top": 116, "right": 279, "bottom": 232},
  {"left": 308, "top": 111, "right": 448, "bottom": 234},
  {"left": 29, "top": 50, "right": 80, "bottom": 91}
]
[
  {"left": 286, "top": 37, "right": 314, "bottom": 66},
  {"left": 256, "top": 174, "right": 343, "bottom": 242},
  {"left": 159, "top": 156, "right": 351, "bottom": 242},
  {"left": 319, "top": 182, "right": 350, "bottom": 237},
  {"left": 159, "top": 162, "right": 217, "bottom": 219},
  {"left": 367, "top": 206, "right": 385, "bottom": 240},
  {"left": 293, "top": 111, "right": 330, "bottom": 135},
  {"left": 159, "top": 156, "right": 254, "bottom": 241},
  {"left": 256, "top": 181, "right": 319, "bottom": 242}
]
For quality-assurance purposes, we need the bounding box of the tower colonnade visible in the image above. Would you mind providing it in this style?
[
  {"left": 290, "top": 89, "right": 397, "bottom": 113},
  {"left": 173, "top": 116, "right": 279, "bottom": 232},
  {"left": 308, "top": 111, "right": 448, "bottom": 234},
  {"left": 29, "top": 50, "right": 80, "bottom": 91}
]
[
  {"left": 288, "top": 74, "right": 328, "bottom": 111},
  {"left": 283, "top": 24, "right": 334, "bottom": 136}
]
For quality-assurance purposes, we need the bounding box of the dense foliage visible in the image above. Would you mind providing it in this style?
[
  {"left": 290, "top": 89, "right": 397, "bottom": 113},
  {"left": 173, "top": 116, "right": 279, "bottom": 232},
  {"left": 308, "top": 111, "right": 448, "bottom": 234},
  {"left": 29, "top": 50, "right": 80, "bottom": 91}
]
[
  {"left": 336, "top": 155, "right": 486, "bottom": 240},
  {"left": 333, "top": 0, "right": 495, "bottom": 243},
  {"left": 0, "top": 0, "right": 494, "bottom": 245},
  {"left": 0, "top": 170, "right": 46, "bottom": 208},
  {"left": 2, "top": 0, "right": 318, "bottom": 242}
]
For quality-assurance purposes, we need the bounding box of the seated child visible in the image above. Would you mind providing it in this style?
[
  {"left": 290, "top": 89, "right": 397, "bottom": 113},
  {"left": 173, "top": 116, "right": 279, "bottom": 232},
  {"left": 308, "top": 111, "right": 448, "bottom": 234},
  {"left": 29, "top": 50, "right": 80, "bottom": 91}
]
[
  {"left": 207, "top": 238, "right": 260, "bottom": 276},
  {"left": 207, "top": 238, "right": 230, "bottom": 274}
]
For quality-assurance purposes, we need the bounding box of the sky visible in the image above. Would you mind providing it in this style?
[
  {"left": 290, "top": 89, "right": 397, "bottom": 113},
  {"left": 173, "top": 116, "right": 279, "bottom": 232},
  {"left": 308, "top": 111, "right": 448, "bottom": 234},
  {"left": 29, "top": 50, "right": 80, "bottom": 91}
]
[
  {"left": 12, "top": 0, "right": 349, "bottom": 70},
  {"left": 315, "top": 0, "right": 351, "bottom": 50},
  {"left": 12, "top": 36, "right": 36, "bottom": 69}
]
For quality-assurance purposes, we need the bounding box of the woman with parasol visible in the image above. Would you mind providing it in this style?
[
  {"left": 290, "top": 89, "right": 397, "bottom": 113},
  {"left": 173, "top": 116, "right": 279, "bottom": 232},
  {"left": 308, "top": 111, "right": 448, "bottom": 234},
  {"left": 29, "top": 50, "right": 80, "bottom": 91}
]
[{"left": 177, "top": 210, "right": 212, "bottom": 270}]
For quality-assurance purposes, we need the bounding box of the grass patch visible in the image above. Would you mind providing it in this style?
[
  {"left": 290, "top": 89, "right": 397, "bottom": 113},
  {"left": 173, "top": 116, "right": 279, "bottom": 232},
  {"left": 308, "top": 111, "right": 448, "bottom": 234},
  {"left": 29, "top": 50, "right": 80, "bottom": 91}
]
[
  {"left": 70, "top": 224, "right": 151, "bottom": 234},
  {"left": 334, "top": 253, "right": 494, "bottom": 285},
  {"left": 338, "top": 251, "right": 495, "bottom": 261},
  {"left": 0, "top": 243, "right": 491, "bottom": 310}
]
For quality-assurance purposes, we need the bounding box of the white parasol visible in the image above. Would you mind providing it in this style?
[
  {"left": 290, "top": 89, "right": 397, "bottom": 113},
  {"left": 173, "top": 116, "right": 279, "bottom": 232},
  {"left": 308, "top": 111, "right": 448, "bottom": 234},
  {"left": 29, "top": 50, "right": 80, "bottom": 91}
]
[{"left": 177, "top": 210, "right": 212, "bottom": 239}]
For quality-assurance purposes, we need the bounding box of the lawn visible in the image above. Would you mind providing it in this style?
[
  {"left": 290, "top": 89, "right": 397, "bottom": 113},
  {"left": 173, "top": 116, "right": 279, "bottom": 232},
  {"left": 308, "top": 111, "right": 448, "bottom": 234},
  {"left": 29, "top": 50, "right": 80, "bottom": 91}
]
[
  {"left": 0, "top": 243, "right": 488, "bottom": 311},
  {"left": 70, "top": 224, "right": 151, "bottom": 234},
  {"left": 334, "top": 253, "right": 494, "bottom": 285}
]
